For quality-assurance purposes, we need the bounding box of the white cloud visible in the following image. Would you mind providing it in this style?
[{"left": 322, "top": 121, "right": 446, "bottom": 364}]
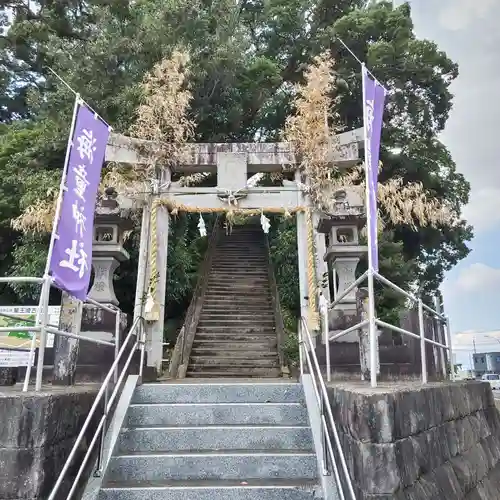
[
  {"left": 454, "top": 329, "right": 500, "bottom": 348},
  {"left": 462, "top": 188, "right": 500, "bottom": 233},
  {"left": 439, "top": 0, "right": 497, "bottom": 31},
  {"left": 454, "top": 263, "right": 500, "bottom": 293}
]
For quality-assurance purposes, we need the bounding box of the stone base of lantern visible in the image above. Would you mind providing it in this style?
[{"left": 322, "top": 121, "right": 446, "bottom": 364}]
[
  {"left": 328, "top": 302, "right": 359, "bottom": 343},
  {"left": 77, "top": 304, "right": 130, "bottom": 381}
]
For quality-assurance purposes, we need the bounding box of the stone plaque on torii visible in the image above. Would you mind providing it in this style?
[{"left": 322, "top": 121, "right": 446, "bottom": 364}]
[{"left": 103, "top": 128, "right": 365, "bottom": 374}]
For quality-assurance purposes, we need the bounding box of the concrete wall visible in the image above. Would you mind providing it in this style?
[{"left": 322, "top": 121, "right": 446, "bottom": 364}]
[
  {"left": 0, "top": 386, "right": 100, "bottom": 500},
  {"left": 327, "top": 381, "right": 500, "bottom": 499}
]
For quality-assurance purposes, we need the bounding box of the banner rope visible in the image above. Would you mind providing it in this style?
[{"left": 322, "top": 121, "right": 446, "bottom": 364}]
[{"left": 306, "top": 208, "right": 320, "bottom": 331}]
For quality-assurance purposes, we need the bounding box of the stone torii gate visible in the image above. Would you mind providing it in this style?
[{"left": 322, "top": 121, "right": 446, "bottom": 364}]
[{"left": 104, "top": 128, "right": 365, "bottom": 374}]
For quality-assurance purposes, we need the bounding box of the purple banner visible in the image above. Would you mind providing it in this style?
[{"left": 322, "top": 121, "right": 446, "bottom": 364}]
[
  {"left": 50, "top": 101, "right": 110, "bottom": 300},
  {"left": 362, "top": 66, "right": 386, "bottom": 272}
]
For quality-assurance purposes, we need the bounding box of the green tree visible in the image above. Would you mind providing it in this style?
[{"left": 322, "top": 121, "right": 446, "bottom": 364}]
[{"left": 0, "top": 0, "right": 471, "bottom": 323}]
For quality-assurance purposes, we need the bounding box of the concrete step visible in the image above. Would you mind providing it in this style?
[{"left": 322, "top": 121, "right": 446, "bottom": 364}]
[
  {"left": 186, "top": 368, "right": 282, "bottom": 378},
  {"left": 194, "top": 333, "right": 277, "bottom": 342},
  {"left": 202, "top": 298, "right": 273, "bottom": 307},
  {"left": 208, "top": 274, "right": 269, "bottom": 279},
  {"left": 131, "top": 383, "right": 304, "bottom": 404},
  {"left": 186, "top": 366, "right": 282, "bottom": 381},
  {"left": 117, "top": 426, "right": 313, "bottom": 453},
  {"left": 217, "top": 243, "right": 266, "bottom": 249},
  {"left": 212, "top": 257, "right": 267, "bottom": 262},
  {"left": 196, "top": 327, "right": 276, "bottom": 336},
  {"left": 210, "top": 259, "right": 268, "bottom": 273},
  {"left": 99, "top": 479, "right": 319, "bottom": 500},
  {"left": 189, "top": 357, "right": 279, "bottom": 368},
  {"left": 191, "top": 346, "right": 278, "bottom": 355},
  {"left": 197, "top": 322, "right": 275, "bottom": 331},
  {"left": 204, "top": 291, "right": 271, "bottom": 298},
  {"left": 105, "top": 451, "right": 317, "bottom": 483},
  {"left": 198, "top": 313, "right": 274, "bottom": 321},
  {"left": 126, "top": 402, "right": 309, "bottom": 426},
  {"left": 201, "top": 306, "right": 275, "bottom": 314},
  {"left": 207, "top": 278, "right": 270, "bottom": 285},
  {"left": 206, "top": 286, "right": 270, "bottom": 293}
]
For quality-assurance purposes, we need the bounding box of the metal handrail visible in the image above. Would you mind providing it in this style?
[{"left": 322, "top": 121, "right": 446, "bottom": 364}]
[
  {"left": 47, "top": 316, "right": 145, "bottom": 500},
  {"left": 300, "top": 316, "right": 356, "bottom": 500},
  {"left": 324, "top": 268, "right": 453, "bottom": 385},
  {"left": 0, "top": 274, "right": 123, "bottom": 390}
]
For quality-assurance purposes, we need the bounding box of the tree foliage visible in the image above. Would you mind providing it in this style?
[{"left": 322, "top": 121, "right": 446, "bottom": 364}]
[{"left": 0, "top": 0, "right": 472, "bottom": 323}]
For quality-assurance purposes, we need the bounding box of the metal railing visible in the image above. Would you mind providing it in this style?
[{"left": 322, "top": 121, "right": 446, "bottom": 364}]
[
  {"left": 0, "top": 276, "right": 122, "bottom": 391},
  {"left": 299, "top": 317, "right": 356, "bottom": 500},
  {"left": 323, "top": 269, "right": 452, "bottom": 386},
  {"left": 47, "top": 316, "right": 146, "bottom": 500}
]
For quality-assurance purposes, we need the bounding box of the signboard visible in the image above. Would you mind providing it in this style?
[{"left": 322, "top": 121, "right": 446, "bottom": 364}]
[
  {"left": 0, "top": 348, "right": 33, "bottom": 367},
  {"left": 0, "top": 306, "right": 61, "bottom": 350}
]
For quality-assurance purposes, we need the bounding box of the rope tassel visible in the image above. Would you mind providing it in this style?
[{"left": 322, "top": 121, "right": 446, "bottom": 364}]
[
  {"left": 198, "top": 213, "right": 207, "bottom": 237},
  {"left": 260, "top": 212, "right": 271, "bottom": 234}
]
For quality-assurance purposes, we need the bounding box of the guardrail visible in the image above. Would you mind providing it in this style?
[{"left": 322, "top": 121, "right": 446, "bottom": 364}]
[
  {"left": 322, "top": 269, "right": 452, "bottom": 386},
  {"left": 0, "top": 276, "right": 123, "bottom": 391},
  {"left": 47, "top": 316, "right": 145, "bottom": 500},
  {"left": 300, "top": 317, "right": 356, "bottom": 500}
]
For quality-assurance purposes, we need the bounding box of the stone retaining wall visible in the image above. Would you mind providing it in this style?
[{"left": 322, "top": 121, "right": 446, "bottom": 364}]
[
  {"left": 327, "top": 381, "right": 500, "bottom": 499},
  {"left": 0, "top": 386, "right": 100, "bottom": 500}
]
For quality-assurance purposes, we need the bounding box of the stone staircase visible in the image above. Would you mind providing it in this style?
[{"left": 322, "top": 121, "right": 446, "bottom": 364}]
[
  {"left": 187, "top": 224, "right": 281, "bottom": 378},
  {"left": 98, "top": 381, "right": 323, "bottom": 499}
]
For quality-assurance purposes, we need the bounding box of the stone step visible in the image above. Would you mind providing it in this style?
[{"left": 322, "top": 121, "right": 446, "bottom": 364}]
[
  {"left": 105, "top": 451, "right": 317, "bottom": 483},
  {"left": 126, "top": 402, "right": 309, "bottom": 427},
  {"left": 206, "top": 285, "right": 270, "bottom": 292},
  {"left": 201, "top": 305, "right": 275, "bottom": 314},
  {"left": 192, "top": 342, "right": 277, "bottom": 352},
  {"left": 204, "top": 289, "right": 271, "bottom": 297},
  {"left": 211, "top": 262, "right": 269, "bottom": 271},
  {"left": 211, "top": 261, "right": 267, "bottom": 266},
  {"left": 189, "top": 357, "right": 279, "bottom": 368},
  {"left": 197, "top": 321, "right": 275, "bottom": 329},
  {"left": 99, "top": 479, "right": 319, "bottom": 500},
  {"left": 198, "top": 313, "right": 275, "bottom": 322},
  {"left": 131, "top": 383, "right": 304, "bottom": 404},
  {"left": 212, "top": 254, "right": 267, "bottom": 259},
  {"left": 185, "top": 368, "right": 282, "bottom": 378},
  {"left": 203, "top": 298, "right": 273, "bottom": 306},
  {"left": 117, "top": 426, "right": 313, "bottom": 453},
  {"left": 208, "top": 273, "right": 269, "bottom": 278},
  {"left": 207, "top": 277, "right": 269, "bottom": 284},
  {"left": 217, "top": 243, "right": 266, "bottom": 248},
  {"left": 191, "top": 350, "right": 278, "bottom": 359},
  {"left": 194, "top": 333, "right": 278, "bottom": 342}
]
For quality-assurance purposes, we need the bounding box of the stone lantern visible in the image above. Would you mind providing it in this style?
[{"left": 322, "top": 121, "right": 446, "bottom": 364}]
[
  {"left": 88, "top": 187, "right": 133, "bottom": 306},
  {"left": 316, "top": 187, "right": 367, "bottom": 342},
  {"left": 78, "top": 187, "right": 132, "bottom": 377}
]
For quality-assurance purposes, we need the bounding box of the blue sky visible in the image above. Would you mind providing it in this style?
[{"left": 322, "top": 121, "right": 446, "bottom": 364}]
[{"left": 398, "top": 0, "right": 500, "bottom": 367}]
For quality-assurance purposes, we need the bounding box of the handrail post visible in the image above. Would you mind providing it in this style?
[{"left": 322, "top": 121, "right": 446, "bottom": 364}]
[
  {"left": 367, "top": 268, "right": 378, "bottom": 388},
  {"left": 445, "top": 316, "right": 454, "bottom": 381},
  {"left": 35, "top": 276, "right": 51, "bottom": 391},
  {"left": 418, "top": 299, "right": 428, "bottom": 385},
  {"left": 94, "top": 384, "right": 109, "bottom": 476},
  {"left": 114, "top": 311, "right": 120, "bottom": 384},
  {"left": 298, "top": 320, "right": 304, "bottom": 378},
  {"left": 139, "top": 319, "right": 146, "bottom": 380},
  {"left": 320, "top": 389, "right": 329, "bottom": 476},
  {"left": 321, "top": 305, "right": 331, "bottom": 383}
]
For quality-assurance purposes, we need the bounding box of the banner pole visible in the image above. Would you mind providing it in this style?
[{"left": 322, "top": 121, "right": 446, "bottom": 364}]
[
  {"left": 23, "top": 95, "right": 81, "bottom": 392},
  {"left": 361, "top": 64, "right": 379, "bottom": 389}
]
